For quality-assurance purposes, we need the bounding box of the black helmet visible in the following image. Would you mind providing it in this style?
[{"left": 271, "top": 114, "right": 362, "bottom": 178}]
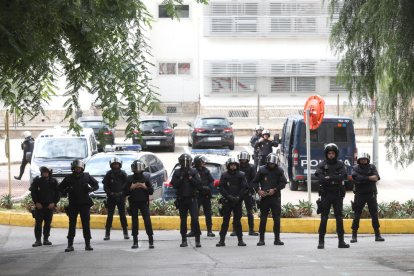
[
  {"left": 237, "top": 151, "right": 251, "bottom": 162},
  {"left": 324, "top": 143, "right": 339, "bottom": 158},
  {"left": 131, "top": 160, "right": 146, "bottom": 173},
  {"left": 357, "top": 152, "right": 371, "bottom": 164},
  {"left": 39, "top": 166, "right": 53, "bottom": 175},
  {"left": 178, "top": 153, "right": 192, "bottom": 169},
  {"left": 109, "top": 157, "right": 122, "bottom": 169},
  {"left": 262, "top": 129, "right": 271, "bottom": 136},
  {"left": 226, "top": 157, "right": 239, "bottom": 171},
  {"left": 266, "top": 153, "right": 278, "bottom": 165},
  {"left": 193, "top": 155, "right": 207, "bottom": 167},
  {"left": 71, "top": 159, "right": 85, "bottom": 171}
]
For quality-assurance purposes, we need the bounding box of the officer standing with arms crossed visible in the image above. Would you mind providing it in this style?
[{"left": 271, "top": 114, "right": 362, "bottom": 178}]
[
  {"left": 59, "top": 160, "right": 99, "bottom": 252},
  {"left": 29, "top": 166, "right": 60, "bottom": 247},
  {"left": 187, "top": 155, "right": 216, "bottom": 238},
  {"left": 125, "top": 160, "right": 154, "bottom": 249},
  {"left": 103, "top": 157, "right": 129, "bottom": 241},
  {"left": 250, "top": 125, "right": 264, "bottom": 171},
  {"left": 350, "top": 152, "right": 385, "bottom": 243},
  {"left": 15, "top": 130, "right": 35, "bottom": 180},
  {"left": 315, "top": 143, "right": 349, "bottom": 249},
  {"left": 216, "top": 157, "right": 249, "bottom": 247},
  {"left": 254, "top": 129, "right": 278, "bottom": 167},
  {"left": 171, "top": 153, "right": 202, "bottom": 248},
  {"left": 252, "top": 153, "right": 287, "bottom": 246}
]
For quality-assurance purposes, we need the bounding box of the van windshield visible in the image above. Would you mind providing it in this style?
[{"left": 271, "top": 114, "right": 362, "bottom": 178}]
[
  {"left": 300, "top": 121, "right": 351, "bottom": 144},
  {"left": 34, "top": 138, "right": 88, "bottom": 159}
]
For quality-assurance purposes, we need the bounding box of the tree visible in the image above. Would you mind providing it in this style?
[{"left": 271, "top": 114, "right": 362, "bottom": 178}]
[
  {"left": 0, "top": 0, "right": 207, "bottom": 136},
  {"left": 328, "top": 0, "right": 414, "bottom": 166}
]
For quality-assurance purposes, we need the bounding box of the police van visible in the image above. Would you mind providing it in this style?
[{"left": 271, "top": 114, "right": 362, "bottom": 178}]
[
  {"left": 275, "top": 115, "right": 357, "bottom": 191},
  {"left": 27, "top": 126, "right": 99, "bottom": 184}
]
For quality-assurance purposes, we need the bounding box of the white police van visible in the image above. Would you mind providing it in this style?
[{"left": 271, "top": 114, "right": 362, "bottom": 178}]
[
  {"left": 275, "top": 115, "right": 357, "bottom": 191},
  {"left": 28, "top": 126, "right": 99, "bottom": 183}
]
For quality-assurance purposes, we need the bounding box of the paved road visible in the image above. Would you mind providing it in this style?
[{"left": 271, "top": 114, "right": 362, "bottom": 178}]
[{"left": 0, "top": 225, "right": 413, "bottom": 275}]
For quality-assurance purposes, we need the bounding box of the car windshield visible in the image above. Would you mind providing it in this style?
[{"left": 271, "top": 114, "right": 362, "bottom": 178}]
[
  {"left": 85, "top": 155, "right": 138, "bottom": 175},
  {"left": 196, "top": 118, "right": 229, "bottom": 128},
  {"left": 79, "top": 121, "right": 106, "bottom": 129},
  {"left": 34, "top": 138, "right": 88, "bottom": 159},
  {"left": 140, "top": 120, "right": 167, "bottom": 129}
]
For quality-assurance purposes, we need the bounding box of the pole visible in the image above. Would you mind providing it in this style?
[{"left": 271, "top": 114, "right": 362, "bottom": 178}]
[
  {"left": 5, "top": 110, "right": 12, "bottom": 195},
  {"left": 306, "top": 109, "right": 312, "bottom": 204},
  {"left": 372, "top": 94, "right": 379, "bottom": 169},
  {"left": 257, "top": 93, "right": 260, "bottom": 125}
]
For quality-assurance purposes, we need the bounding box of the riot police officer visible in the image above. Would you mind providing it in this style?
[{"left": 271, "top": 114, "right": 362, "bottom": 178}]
[
  {"left": 187, "top": 155, "right": 216, "bottom": 238},
  {"left": 250, "top": 125, "right": 264, "bottom": 171},
  {"left": 350, "top": 153, "right": 384, "bottom": 243},
  {"left": 315, "top": 143, "right": 349, "bottom": 249},
  {"left": 125, "top": 160, "right": 154, "bottom": 249},
  {"left": 103, "top": 157, "right": 129, "bottom": 241},
  {"left": 59, "top": 160, "right": 99, "bottom": 252},
  {"left": 171, "top": 153, "right": 202, "bottom": 248},
  {"left": 252, "top": 153, "right": 287, "bottom": 246},
  {"left": 29, "top": 166, "right": 60, "bottom": 247},
  {"left": 216, "top": 157, "right": 249, "bottom": 247},
  {"left": 230, "top": 151, "right": 258, "bottom": 236},
  {"left": 254, "top": 129, "right": 278, "bottom": 167},
  {"left": 15, "top": 131, "right": 34, "bottom": 180}
]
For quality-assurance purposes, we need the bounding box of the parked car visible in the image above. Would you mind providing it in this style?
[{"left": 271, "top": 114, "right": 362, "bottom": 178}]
[
  {"left": 132, "top": 116, "right": 177, "bottom": 152},
  {"left": 187, "top": 116, "right": 235, "bottom": 150},
  {"left": 86, "top": 146, "right": 167, "bottom": 199},
  {"left": 275, "top": 115, "right": 357, "bottom": 191},
  {"left": 161, "top": 149, "right": 230, "bottom": 201},
  {"left": 77, "top": 116, "right": 115, "bottom": 151}
]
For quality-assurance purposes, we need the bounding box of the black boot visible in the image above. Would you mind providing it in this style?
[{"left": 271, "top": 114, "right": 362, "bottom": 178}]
[
  {"left": 350, "top": 230, "right": 358, "bottom": 243},
  {"left": 338, "top": 235, "right": 350, "bottom": 248},
  {"left": 85, "top": 239, "right": 93, "bottom": 251},
  {"left": 238, "top": 238, "right": 247, "bottom": 247},
  {"left": 149, "top": 235, "right": 154, "bottom": 249},
  {"left": 249, "top": 229, "right": 259, "bottom": 236},
  {"left": 230, "top": 232, "right": 236, "bottom": 237},
  {"left": 274, "top": 239, "right": 284, "bottom": 245},
  {"left": 32, "top": 240, "right": 42, "bottom": 247},
  {"left": 257, "top": 233, "right": 265, "bottom": 246},
  {"left": 65, "top": 239, "right": 74, "bottom": 252},
  {"left": 180, "top": 237, "right": 188, "bottom": 247},
  {"left": 195, "top": 236, "right": 202, "bottom": 248},
  {"left": 317, "top": 234, "right": 324, "bottom": 249},
  {"left": 14, "top": 176, "right": 22, "bottom": 180},
  {"left": 131, "top": 236, "right": 138, "bottom": 249},
  {"left": 123, "top": 227, "right": 130, "bottom": 240},
  {"left": 216, "top": 236, "right": 226, "bottom": 247},
  {"left": 186, "top": 231, "right": 195, "bottom": 237},
  {"left": 43, "top": 237, "right": 52, "bottom": 246},
  {"left": 207, "top": 226, "right": 215, "bottom": 237},
  {"left": 103, "top": 228, "right": 110, "bottom": 241},
  {"left": 374, "top": 229, "right": 385, "bottom": 242}
]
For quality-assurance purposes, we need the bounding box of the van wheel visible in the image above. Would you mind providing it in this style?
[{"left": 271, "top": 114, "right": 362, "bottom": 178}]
[{"left": 289, "top": 181, "right": 299, "bottom": 191}]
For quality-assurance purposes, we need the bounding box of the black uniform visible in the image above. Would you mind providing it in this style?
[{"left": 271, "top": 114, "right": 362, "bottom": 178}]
[
  {"left": 315, "top": 160, "right": 347, "bottom": 237},
  {"left": 254, "top": 139, "right": 277, "bottom": 167},
  {"left": 252, "top": 165, "right": 287, "bottom": 241},
  {"left": 125, "top": 172, "right": 154, "bottom": 238},
  {"left": 171, "top": 167, "right": 202, "bottom": 239},
  {"left": 30, "top": 176, "right": 60, "bottom": 242},
  {"left": 59, "top": 172, "right": 99, "bottom": 243},
  {"left": 103, "top": 169, "right": 128, "bottom": 231},
  {"left": 196, "top": 166, "right": 215, "bottom": 233},
  {"left": 351, "top": 164, "right": 381, "bottom": 232},
  {"left": 236, "top": 163, "right": 257, "bottom": 233},
  {"left": 218, "top": 170, "right": 249, "bottom": 241},
  {"left": 250, "top": 133, "right": 261, "bottom": 170},
  {"left": 15, "top": 136, "right": 34, "bottom": 180}
]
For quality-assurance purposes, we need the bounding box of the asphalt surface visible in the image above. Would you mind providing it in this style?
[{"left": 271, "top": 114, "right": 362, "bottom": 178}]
[{"left": 0, "top": 225, "right": 413, "bottom": 275}]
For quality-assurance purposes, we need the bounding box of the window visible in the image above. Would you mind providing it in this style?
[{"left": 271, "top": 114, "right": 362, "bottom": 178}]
[
  {"left": 271, "top": 77, "right": 316, "bottom": 93},
  {"left": 212, "top": 77, "right": 232, "bottom": 93},
  {"left": 333, "top": 125, "right": 348, "bottom": 142},
  {"left": 295, "top": 77, "right": 316, "bottom": 92},
  {"left": 330, "top": 77, "right": 347, "bottom": 93},
  {"left": 159, "top": 5, "right": 189, "bottom": 18},
  {"left": 271, "top": 77, "right": 291, "bottom": 92},
  {"left": 159, "top": 63, "right": 190, "bottom": 75},
  {"left": 211, "top": 77, "right": 256, "bottom": 93}
]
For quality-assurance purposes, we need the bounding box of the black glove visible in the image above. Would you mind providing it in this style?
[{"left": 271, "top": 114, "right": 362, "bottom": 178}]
[
  {"left": 340, "top": 186, "right": 346, "bottom": 198},
  {"left": 316, "top": 198, "right": 322, "bottom": 214},
  {"left": 318, "top": 185, "right": 325, "bottom": 197}
]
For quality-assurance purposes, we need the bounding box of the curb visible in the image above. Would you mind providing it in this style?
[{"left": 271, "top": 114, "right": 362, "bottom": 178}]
[{"left": 1, "top": 211, "right": 413, "bottom": 234}]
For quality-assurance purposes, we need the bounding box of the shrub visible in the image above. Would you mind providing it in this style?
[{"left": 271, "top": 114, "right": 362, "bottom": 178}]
[
  {"left": 281, "top": 202, "right": 299, "bottom": 218},
  {"left": 56, "top": 197, "right": 68, "bottom": 213},
  {"left": 296, "top": 199, "right": 314, "bottom": 217},
  {"left": 0, "top": 194, "right": 13, "bottom": 209},
  {"left": 20, "top": 194, "right": 34, "bottom": 212}
]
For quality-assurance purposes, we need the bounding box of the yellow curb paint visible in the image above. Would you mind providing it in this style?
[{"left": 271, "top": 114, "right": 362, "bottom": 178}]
[{"left": 1, "top": 211, "right": 414, "bottom": 234}]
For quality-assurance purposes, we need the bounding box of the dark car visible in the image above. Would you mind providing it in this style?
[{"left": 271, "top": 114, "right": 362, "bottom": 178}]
[
  {"left": 132, "top": 116, "right": 177, "bottom": 152},
  {"left": 161, "top": 149, "right": 230, "bottom": 201},
  {"left": 77, "top": 116, "right": 115, "bottom": 151},
  {"left": 187, "top": 116, "right": 235, "bottom": 150},
  {"left": 86, "top": 146, "right": 167, "bottom": 199}
]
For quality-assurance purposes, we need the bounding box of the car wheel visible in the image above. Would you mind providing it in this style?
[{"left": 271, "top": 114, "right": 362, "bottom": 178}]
[
  {"left": 289, "top": 180, "right": 299, "bottom": 191},
  {"left": 229, "top": 144, "right": 235, "bottom": 150}
]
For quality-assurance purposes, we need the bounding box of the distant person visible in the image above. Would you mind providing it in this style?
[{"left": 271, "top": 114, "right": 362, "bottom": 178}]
[
  {"left": 350, "top": 153, "right": 384, "bottom": 243},
  {"left": 14, "top": 131, "right": 34, "bottom": 180},
  {"left": 314, "top": 143, "right": 349, "bottom": 249},
  {"left": 29, "top": 166, "right": 60, "bottom": 247},
  {"left": 254, "top": 129, "right": 278, "bottom": 167},
  {"left": 250, "top": 125, "right": 263, "bottom": 171}
]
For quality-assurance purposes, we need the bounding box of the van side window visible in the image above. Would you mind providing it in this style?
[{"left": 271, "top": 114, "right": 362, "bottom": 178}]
[{"left": 333, "top": 126, "right": 348, "bottom": 142}]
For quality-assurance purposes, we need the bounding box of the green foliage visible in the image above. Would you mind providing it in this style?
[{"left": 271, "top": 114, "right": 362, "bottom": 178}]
[
  {"left": 90, "top": 198, "right": 108, "bottom": 215},
  {"left": 281, "top": 202, "right": 300, "bottom": 218},
  {"left": 149, "top": 200, "right": 179, "bottom": 216},
  {"left": 0, "top": 194, "right": 13, "bottom": 209},
  {"left": 56, "top": 197, "right": 69, "bottom": 214},
  {"left": 296, "top": 199, "right": 314, "bottom": 217},
  {"left": 20, "top": 194, "right": 34, "bottom": 212},
  {"left": 328, "top": 0, "right": 414, "bottom": 166}
]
